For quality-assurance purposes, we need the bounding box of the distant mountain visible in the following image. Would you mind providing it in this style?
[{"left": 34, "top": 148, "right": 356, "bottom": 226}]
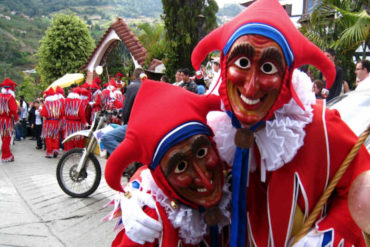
[
  {"left": 1, "top": 0, "right": 163, "bottom": 18},
  {"left": 0, "top": 0, "right": 241, "bottom": 83}
]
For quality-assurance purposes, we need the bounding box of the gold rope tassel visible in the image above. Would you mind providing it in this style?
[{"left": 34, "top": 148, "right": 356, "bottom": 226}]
[{"left": 293, "top": 124, "right": 370, "bottom": 244}]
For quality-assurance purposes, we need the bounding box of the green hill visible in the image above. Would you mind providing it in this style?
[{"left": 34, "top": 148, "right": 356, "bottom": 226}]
[{"left": 0, "top": 0, "right": 240, "bottom": 84}]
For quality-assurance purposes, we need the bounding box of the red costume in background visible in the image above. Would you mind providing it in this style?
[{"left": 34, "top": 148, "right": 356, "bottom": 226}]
[
  {"left": 63, "top": 87, "right": 87, "bottom": 151},
  {"left": 41, "top": 88, "right": 64, "bottom": 158},
  {"left": 90, "top": 78, "right": 102, "bottom": 124},
  {"left": 0, "top": 78, "right": 19, "bottom": 162}
]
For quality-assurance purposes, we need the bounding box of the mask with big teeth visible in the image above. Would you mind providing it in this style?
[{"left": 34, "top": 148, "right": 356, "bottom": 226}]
[{"left": 226, "top": 35, "right": 286, "bottom": 126}]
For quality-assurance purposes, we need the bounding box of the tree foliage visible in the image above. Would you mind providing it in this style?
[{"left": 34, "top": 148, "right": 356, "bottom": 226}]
[
  {"left": 161, "top": 0, "right": 218, "bottom": 80},
  {"left": 137, "top": 22, "right": 169, "bottom": 64},
  {"left": 300, "top": 0, "right": 370, "bottom": 87},
  {"left": 37, "top": 13, "right": 95, "bottom": 85}
]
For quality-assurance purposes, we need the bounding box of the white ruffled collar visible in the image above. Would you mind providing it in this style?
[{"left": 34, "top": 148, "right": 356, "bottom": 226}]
[
  {"left": 139, "top": 169, "right": 231, "bottom": 245},
  {"left": 209, "top": 69, "right": 316, "bottom": 182}
]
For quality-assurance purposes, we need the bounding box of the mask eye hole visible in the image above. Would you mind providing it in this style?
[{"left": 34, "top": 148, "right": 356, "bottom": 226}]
[
  {"left": 196, "top": 148, "right": 208, "bottom": 159},
  {"left": 261, "top": 62, "right": 278, "bottom": 74},
  {"left": 234, "top": 57, "right": 251, "bottom": 69},
  {"left": 174, "top": 161, "right": 188, "bottom": 174}
]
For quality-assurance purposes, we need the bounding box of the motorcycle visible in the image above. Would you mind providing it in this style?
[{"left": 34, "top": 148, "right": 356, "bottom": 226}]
[{"left": 56, "top": 110, "right": 140, "bottom": 198}]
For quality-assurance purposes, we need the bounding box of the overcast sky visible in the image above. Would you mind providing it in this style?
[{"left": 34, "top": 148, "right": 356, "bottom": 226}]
[{"left": 216, "top": 0, "right": 242, "bottom": 7}]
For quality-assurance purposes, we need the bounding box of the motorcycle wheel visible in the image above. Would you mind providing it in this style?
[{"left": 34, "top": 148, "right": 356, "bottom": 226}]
[{"left": 56, "top": 148, "right": 101, "bottom": 198}]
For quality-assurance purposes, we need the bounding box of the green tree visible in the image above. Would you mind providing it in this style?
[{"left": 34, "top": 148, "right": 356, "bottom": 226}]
[
  {"left": 301, "top": 0, "right": 370, "bottom": 87},
  {"left": 161, "top": 0, "right": 218, "bottom": 79},
  {"left": 37, "top": 13, "right": 95, "bottom": 85},
  {"left": 137, "top": 22, "right": 168, "bottom": 64}
]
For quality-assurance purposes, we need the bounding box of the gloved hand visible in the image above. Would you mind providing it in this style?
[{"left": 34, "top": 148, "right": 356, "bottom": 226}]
[{"left": 120, "top": 189, "right": 163, "bottom": 244}]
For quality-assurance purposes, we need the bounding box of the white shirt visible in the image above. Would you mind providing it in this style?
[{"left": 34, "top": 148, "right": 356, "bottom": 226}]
[
  {"left": 20, "top": 101, "right": 28, "bottom": 119},
  {"left": 355, "top": 75, "right": 370, "bottom": 91},
  {"left": 35, "top": 108, "right": 42, "bottom": 125}
]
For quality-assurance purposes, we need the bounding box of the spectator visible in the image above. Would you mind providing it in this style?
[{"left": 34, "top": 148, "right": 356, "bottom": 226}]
[
  {"left": 355, "top": 59, "right": 370, "bottom": 91},
  {"left": 200, "top": 64, "right": 210, "bottom": 87},
  {"left": 173, "top": 69, "right": 183, "bottom": 86},
  {"left": 206, "top": 57, "right": 221, "bottom": 94},
  {"left": 160, "top": 75, "right": 169, "bottom": 83},
  {"left": 322, "top": 49, "right": 344, "bottom": 100},
  {"left": 312, "top": 79, "right": 325, "bottom": 99},
  {"left": 34, "top": 100, "right": 43, "bottom": 150},
  {"left": 28, "top": 101, "right": 36, "bottom": 140},
  {"left": 178, "top": 68, "right": 198, "bottom": 93},
  {"left": 19, "top": 95, "right": 28, "bottom": 139},
  {"left": 101, "top": 67, "right": 144, "bottom": 155}
]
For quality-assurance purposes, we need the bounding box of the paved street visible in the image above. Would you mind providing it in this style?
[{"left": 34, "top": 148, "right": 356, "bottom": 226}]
[{"left": 0, "top": 139, "right": 118, "bottom": 247}]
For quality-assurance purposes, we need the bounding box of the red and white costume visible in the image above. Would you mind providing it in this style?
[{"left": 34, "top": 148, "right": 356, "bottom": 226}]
[
  {"left": 105, "top": 80, "right": 230, "bottom": 247},
  {"left": 63, "top": 87, "right": 87, "bottom": 151},
  {"left": 41, "top": 87, "right": 64, "bottom": 157},
  {"left": 89, "top": 77, "right": 102, "bottom": 123},
  {"left": 0, "top": 78, "right": 19, "bottom": 162},
  {"left": 191, "top": 0, "right": 370, "bottom": 245},
  {"left": 101, "top": 79, "right": 123, "bottom": 111}
]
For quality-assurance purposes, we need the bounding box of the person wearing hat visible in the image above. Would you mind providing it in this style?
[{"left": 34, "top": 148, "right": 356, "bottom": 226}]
[
  {"left": 191, "top": 0, "right": 370, "bottom": 246},
  {"left": 41, "top": 87, "right": 64, "bottom": 158},
  {"left": 0, "top": 78, "right": 19, "bottom": 162},
  {"left": 120, "top": 0, "right": 370, "bottom": 246},
  {"left": 105, "top": 80, "right": 230, "bottom": 246},
  {"left": 63, "top": 87, "right": 87, "bottom": 151}
]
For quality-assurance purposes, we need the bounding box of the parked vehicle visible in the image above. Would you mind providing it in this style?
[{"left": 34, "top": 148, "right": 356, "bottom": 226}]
[
  {"left": 56, "top": 110, "right": 140, "bottom": 198},
  {"left": 327, "top": 88, "right": 370, "bottom": 151}
]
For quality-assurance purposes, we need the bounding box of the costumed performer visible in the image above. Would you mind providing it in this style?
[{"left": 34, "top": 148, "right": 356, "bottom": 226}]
[
  {"left": 117, "top": 0, "right": 370, "bottom": 246},
  {"left": 41, "top": 87, "right": 64, "bottom": 158},
  {"left": 191, "top": 0, "right": 370, "bottom": 246},
  {"left": 63, "top": 87, "right": 87, "bottom": 151},
  {"left": 0, "top": 78, "right": 19, "bottom": 162},
  {"left": 105, "top": 80, "right": 231, "bottom": 247}
]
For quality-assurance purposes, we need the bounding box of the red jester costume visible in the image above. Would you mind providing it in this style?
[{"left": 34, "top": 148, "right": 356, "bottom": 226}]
[
  {"left": 41, "top": 87, "right": 64, "bottom": 158},
  {"left": 63, "top": 87, "right": 87, "bottom": 151},
  {"left": 0, "top": 78, "right": 19, "bottom": 162},
  {"left": 104, "top": 80, "right": 230, "bottom": 247},
  {"left": 191, "top": 0, "right": 370, "bottom": 246},
  {"left": 90, "top": 77, "right": 102, "bottom": 123}
]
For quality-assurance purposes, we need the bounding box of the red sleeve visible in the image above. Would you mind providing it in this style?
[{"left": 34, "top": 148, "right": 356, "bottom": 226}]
[
  {"left": 79, "top": 103, "right": 87, "bottom": 124},
  {"left": 41, "top": 104, "right": 48, "bottom": 118},
  {"left": 111, "top": 206, "right": 159, "bottom": 247},
  {"left": 317, "top": 108, "right": 370, "bottom": 245},
  {"left": 93, "top": 94, "right": 102, "bottom": 107},
  {"left": 8, "top": 96, "right": 19, "bottom": 121}
]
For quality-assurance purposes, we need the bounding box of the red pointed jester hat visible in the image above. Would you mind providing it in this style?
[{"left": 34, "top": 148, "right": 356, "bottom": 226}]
[
  {"left": 43, "top": 87, "right": 55, "bottom": 98},
  {"left": 191, "top": 0, "right": 335, "bottom": 119},
  {"left": 105, "top": 80, "right": 221, "bottom": 207},
  {"left": 0, "top": 78, "right": 18, "bottom": 91},
  {"left": 55, "top": 86, "right": 65, "bottom": 97}
]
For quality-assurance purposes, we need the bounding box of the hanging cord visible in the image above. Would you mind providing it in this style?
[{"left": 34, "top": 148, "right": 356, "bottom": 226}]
[{"left": 293, "top": 124, "right": 370, "bottom": 244}]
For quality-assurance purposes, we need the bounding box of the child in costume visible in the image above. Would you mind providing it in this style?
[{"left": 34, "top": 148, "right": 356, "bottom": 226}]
[
  {"left": 0, "top": 78, "right": 19, "bottom": 162},
  {"left": 117, "top": 0, "right": 370, "bottom": 246},
  {"left": 105, "top": 80, "right": 230, "bottom": 247}
]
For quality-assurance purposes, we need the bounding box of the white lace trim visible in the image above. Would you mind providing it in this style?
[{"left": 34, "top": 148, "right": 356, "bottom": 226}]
[
  {"left": 137, "top": 169, "right": 230, "bottom": 245},
  {"left": 253, "top": 70, "right": 315, "bottom": 179}
]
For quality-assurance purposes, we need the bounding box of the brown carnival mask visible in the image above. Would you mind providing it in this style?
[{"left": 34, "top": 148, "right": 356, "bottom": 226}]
[{"left": 159, "top": 134, "right": 223, "bottom": 208}]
